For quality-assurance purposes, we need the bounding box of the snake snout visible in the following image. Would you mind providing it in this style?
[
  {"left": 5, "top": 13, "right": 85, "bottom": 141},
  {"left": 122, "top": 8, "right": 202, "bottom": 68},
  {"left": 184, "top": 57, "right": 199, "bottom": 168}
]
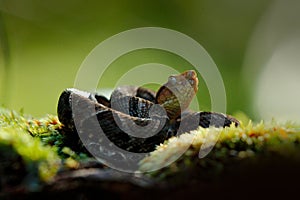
[{"left": 186, "top": 70, "right": 196, "bottom": 78}]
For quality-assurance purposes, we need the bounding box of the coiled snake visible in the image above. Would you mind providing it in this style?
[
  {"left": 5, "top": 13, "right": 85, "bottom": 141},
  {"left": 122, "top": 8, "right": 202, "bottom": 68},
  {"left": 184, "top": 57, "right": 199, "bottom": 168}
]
[{"left": 57, "top": 70, "right": 239, "bottom": 154}]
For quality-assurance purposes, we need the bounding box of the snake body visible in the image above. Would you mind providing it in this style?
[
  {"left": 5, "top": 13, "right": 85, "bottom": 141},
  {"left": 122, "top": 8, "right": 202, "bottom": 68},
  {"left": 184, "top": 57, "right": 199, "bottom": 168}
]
[{"left": 57, "top": 70, "right": 239, "bottom": 153}]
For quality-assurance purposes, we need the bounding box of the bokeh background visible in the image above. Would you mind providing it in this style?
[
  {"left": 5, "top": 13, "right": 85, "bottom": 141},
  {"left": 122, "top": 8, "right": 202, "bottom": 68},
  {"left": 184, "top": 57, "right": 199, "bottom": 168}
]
[{"left": 0, "top": 0, "right": 300, "bottom": 122}]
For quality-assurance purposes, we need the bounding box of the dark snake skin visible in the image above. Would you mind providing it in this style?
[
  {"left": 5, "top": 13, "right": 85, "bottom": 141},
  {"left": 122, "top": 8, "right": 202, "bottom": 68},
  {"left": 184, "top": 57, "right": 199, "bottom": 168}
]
[{"left": 57, "top": 70, "right": 239, "bottom": 153}]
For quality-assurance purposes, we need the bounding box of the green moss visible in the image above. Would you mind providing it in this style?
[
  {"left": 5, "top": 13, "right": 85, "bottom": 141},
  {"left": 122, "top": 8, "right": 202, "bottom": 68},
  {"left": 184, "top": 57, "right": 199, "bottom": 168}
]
[
  {"left": 0, "top": 108, "right": 88, "bottom": 159},
  {"left": 0, "top": 107, "right": 62, "bottom": 143},
  {"left": 139, "top": 120, "right": 300, "bottom": 178},
  {"left": 0, "top": 107, "right": 81, "bottom": 189},
  {"left": 0, "top": 127, "right": 60, "bottom": 183},
  {"left": 2, "top": 107, "right": 300, "bottom": 185}
]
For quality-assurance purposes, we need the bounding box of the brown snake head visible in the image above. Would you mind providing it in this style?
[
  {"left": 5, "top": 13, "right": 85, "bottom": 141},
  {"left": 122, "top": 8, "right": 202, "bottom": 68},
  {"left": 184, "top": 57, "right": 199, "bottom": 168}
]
[{"left": 156, "top": 70, "right": 198, "bottom": 120}]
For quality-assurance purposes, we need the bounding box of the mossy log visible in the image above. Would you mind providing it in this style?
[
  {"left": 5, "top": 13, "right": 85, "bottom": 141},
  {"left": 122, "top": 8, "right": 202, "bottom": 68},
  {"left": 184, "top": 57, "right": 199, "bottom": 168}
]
[{"left": 1, "top": 108, "right": 300, "bottom": 199}]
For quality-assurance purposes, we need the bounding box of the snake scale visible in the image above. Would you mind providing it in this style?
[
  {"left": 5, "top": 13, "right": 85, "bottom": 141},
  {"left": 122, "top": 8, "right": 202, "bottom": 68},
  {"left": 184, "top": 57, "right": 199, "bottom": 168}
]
[{"left": 57, "top": 70, "right": 239, "bottom": 154}]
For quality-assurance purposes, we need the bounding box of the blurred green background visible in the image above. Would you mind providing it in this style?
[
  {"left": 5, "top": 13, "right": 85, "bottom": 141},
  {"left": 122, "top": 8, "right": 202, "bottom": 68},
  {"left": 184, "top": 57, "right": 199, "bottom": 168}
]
[{"left": 0, "top": 0, "right": 272, "bottom": 119}]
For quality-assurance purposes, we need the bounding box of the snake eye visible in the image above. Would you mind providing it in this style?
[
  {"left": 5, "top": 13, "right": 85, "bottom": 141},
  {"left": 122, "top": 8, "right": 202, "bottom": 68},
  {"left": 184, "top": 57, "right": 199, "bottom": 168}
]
[{"left": 168, "top": 76, "right": 177, "bottom": 85}]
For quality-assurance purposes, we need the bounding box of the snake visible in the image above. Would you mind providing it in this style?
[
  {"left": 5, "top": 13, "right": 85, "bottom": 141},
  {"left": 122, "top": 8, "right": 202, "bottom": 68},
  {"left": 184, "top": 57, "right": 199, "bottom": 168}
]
[{"left": 57, "top": 70, "right": 239, "bottom": 154}]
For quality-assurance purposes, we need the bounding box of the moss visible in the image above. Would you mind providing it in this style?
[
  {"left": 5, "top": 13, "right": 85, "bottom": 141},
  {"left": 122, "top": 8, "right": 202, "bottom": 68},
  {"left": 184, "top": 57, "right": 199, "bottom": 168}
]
[
  {"left": 0, "top": 127, "right": 60, "bottom": 188},
  {"left": 139, "top": 120, "right": 300, "bottom": 179},
  {"left": 2, "top": 106, "right": 300, "bottom": 188},
  {"left": 0, "top": 108, "right": 83, "bottom": 190},
  {"left": 0, "top": 108, "right": 89, "bottom": 159},
  {"left": 0, "top": 107, "right": 62, "bottom": 144}
]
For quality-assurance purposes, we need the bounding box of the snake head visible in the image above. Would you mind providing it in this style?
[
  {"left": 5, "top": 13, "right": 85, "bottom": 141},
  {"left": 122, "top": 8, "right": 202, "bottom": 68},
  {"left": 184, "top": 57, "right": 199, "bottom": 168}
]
[{"left": 156, "top": 70, "right": 199, "bottom": 119}]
